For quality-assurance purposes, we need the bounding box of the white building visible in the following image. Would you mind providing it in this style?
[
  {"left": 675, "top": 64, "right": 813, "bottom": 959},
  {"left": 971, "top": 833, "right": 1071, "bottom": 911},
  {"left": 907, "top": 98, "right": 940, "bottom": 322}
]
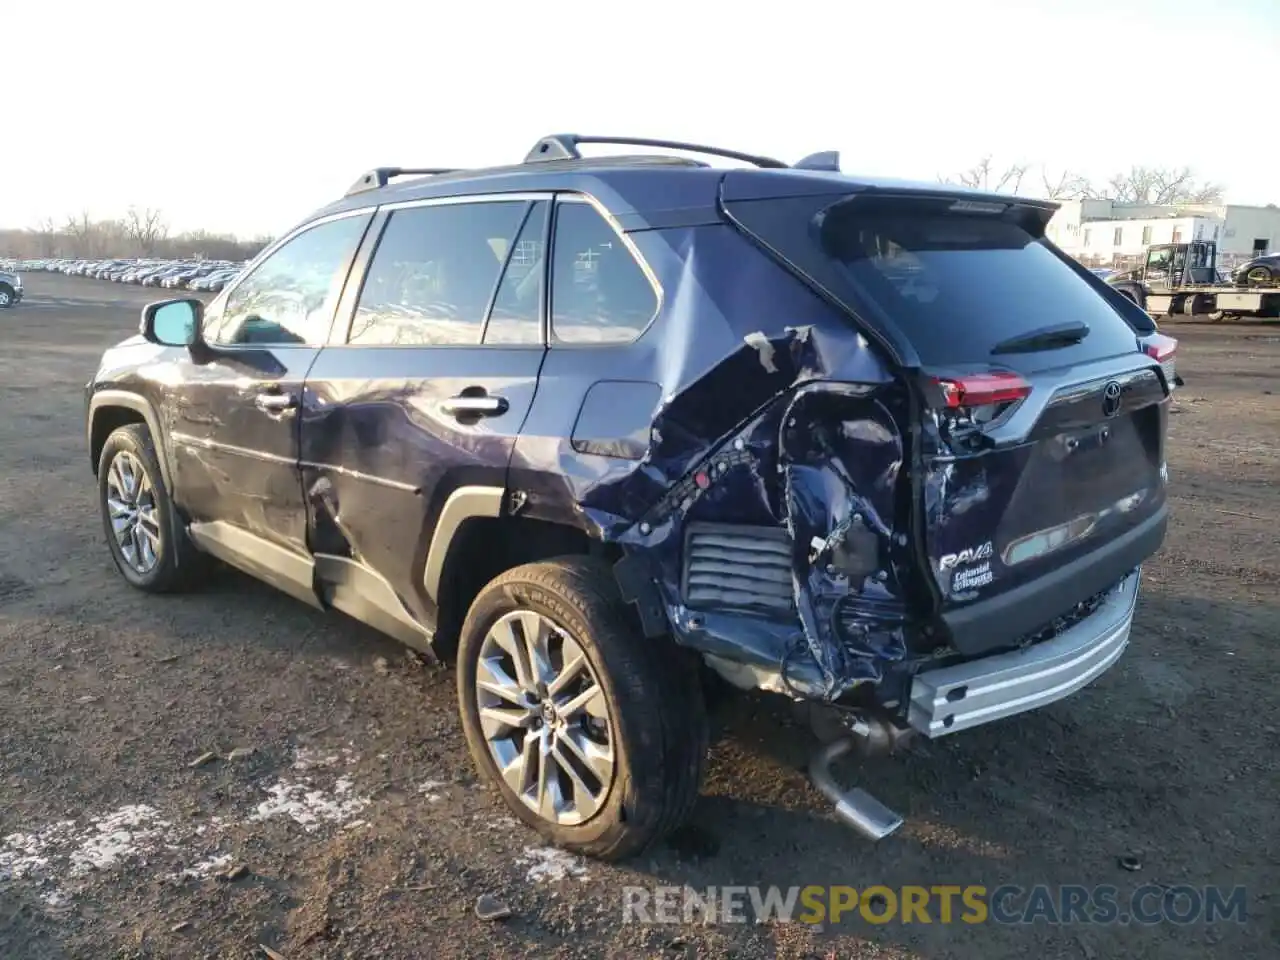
[{"left": 1047, "top": 199, "right": 1280, "bottom": 268}]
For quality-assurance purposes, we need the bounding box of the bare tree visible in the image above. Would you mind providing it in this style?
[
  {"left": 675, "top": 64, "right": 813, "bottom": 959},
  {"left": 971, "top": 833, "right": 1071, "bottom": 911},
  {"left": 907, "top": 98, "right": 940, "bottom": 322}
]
[
  {"left": 2, "top": 214, "right": 269, "bottom": 262},
  {"left": 1103, "top": 166, "right": 1223, "bottom": 205},
  {"left": 1040, "top": 167, "right": 1097, "bottom": 201},
  {"left": 943, "top": 155, "right": 1031, "bottom": 195},
  {"left": 31, "top": 216, "right": 61, "bottom": 256},
  {"left": 63, "top": 211, "right": 100, "bottom": 257},
  {"left": 124, "top": 206, "right": 169, "bottom": 256}
]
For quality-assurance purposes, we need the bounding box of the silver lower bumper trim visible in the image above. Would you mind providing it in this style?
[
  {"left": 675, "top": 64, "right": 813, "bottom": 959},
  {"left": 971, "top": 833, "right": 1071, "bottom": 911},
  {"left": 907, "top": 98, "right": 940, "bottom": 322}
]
[{"left": 908, "top": 572, "right": 1140, "bottom": 737}]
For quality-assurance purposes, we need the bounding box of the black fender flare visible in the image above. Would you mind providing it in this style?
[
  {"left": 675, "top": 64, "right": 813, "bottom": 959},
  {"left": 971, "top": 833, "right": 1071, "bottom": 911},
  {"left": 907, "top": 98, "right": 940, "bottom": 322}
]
[
  {"left": 421, "top": 485, "right": 505, "bottom": 604},
  {"left": 86, "top": 388, "right": 200, "bottom": 570},
  {"left": 87, "top": 389, "right": 173, "bottom": 491}
]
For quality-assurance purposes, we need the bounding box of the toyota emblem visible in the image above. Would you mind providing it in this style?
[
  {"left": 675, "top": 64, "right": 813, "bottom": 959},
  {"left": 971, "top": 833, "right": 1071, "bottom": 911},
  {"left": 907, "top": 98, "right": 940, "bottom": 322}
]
[{"left": 1101, "top": 380, "right": 1122, "bottom": 418}]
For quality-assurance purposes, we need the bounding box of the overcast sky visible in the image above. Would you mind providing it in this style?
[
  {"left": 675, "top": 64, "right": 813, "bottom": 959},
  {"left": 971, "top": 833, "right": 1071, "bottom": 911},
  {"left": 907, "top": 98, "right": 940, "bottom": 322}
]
[{"left": 3, "top": 0, "right": 1275, "bottom": 237}]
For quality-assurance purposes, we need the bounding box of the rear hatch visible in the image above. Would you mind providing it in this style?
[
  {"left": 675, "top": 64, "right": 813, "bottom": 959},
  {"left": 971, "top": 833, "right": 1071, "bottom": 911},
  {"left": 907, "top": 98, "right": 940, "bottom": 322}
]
[{"left": 722, "top": 180, "right": 1171, "bottom": 655}]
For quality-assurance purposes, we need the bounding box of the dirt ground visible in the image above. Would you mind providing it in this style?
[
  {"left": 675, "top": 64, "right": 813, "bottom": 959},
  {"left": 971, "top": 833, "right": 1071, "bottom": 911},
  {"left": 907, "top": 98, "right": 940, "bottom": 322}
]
[{"left": 1, "top": 274, "right": 1276, "bottom": 960}]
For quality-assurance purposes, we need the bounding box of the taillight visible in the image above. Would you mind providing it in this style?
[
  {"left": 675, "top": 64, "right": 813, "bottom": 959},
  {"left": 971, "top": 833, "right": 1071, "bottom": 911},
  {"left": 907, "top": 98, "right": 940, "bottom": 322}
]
[
  {"left": 1144, "top": 334, "right": 1177, "bottom": 362},
  {"left": 931, "top": 372, "right": 1032, "bottom": 409},
  {"left": 1143, "top": 333, "right": 1179, "bottom": 388}
]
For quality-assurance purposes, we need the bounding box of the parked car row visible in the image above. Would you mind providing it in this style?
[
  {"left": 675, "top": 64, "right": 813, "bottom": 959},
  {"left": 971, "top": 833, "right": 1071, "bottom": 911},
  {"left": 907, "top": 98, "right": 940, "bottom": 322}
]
[{"left": 10, "top": 257, "right": 248, "bottom": 292}]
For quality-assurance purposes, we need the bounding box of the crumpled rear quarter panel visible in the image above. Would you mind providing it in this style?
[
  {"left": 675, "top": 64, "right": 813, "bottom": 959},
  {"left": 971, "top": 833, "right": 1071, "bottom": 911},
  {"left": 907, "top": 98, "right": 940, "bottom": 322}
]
[{"left": 511, "top": 222, "right": 912, "bottom": 699}]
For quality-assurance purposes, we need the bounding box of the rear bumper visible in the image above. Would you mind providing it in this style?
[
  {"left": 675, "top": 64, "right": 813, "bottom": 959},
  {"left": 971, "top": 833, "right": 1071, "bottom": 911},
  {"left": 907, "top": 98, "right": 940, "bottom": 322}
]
[
  {"left": 907, "top": 570, "right": 1139, "bottom": 737},
  {"left": 942, "top": 505, "right": 1167, "bottom": 656}
]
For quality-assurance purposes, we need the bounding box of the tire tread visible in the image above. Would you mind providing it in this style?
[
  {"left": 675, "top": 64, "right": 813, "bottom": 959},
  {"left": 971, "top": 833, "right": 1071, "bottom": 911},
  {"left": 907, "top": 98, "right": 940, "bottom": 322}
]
[{"left": 457, "top": 555, "right": 708, "bottom": 861}]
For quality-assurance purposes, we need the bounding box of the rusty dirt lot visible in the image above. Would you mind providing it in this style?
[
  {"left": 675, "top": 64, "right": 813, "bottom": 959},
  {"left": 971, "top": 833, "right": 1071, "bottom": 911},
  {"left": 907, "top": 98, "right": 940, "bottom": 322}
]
[{"left": 0, "top": 274, "right": 1277, "bottom": 960}]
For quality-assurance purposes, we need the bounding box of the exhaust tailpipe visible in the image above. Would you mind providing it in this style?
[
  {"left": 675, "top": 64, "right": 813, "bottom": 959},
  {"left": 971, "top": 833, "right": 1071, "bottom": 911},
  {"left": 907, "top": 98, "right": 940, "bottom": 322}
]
[{"left": 808, "top": 736, "right": 905, "bottom": 841}]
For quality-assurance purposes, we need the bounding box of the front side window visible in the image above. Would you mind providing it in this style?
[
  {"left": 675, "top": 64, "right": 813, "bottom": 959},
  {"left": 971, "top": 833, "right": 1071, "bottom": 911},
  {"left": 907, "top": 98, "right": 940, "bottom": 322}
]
[
  {"left": 349, "top": 201, "right": 528, "bottom": 346},
  {"left": 550, "top": 201, "right": 657, "bottom": 344},
  {"left": 205, "top": 214, "right": 370, "bottom": 346}
]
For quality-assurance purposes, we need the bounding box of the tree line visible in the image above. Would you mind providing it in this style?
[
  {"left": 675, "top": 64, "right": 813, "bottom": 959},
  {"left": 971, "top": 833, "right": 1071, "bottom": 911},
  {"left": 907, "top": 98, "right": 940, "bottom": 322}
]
[
  {"left": 2, "top": 163, "right": 1229, "bottom": 264},
  {"left": 1, "top": 207, "right": 272, "bottom": 262},
  {"left": 942, "top": 160, "right": 1224, "bottom": 205}
]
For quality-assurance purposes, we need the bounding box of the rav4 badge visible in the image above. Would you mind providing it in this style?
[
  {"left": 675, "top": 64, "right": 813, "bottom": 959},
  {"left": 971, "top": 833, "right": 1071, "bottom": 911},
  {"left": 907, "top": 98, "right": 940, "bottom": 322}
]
[{"left": 938, "top": 541, "right": 994, "bottom": 571}]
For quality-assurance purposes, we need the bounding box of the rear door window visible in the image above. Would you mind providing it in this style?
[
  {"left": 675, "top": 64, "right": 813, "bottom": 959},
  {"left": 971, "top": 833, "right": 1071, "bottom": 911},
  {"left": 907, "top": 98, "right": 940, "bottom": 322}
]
[
  {"left": 349, "top": 201, "right": 528, "bottom": 346},
  {"left": 484, "top": 201, "right": 547, "bottom": 345}
]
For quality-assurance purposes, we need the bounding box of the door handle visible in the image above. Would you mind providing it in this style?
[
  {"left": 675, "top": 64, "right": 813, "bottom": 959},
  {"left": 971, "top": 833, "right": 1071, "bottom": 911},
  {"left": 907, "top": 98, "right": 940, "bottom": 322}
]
[
  {"left": 255, "top": 392, "right": 298, "bottom": 412},
  {"left": 441, "top": 394, "right": 508, "bottom": 418}
]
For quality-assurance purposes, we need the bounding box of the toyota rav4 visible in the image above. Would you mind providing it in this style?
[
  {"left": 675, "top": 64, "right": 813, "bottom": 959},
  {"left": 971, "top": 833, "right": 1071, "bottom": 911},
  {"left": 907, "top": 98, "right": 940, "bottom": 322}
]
[{"left": 85, "top": 134, "right": 1175, "bottom": 860}]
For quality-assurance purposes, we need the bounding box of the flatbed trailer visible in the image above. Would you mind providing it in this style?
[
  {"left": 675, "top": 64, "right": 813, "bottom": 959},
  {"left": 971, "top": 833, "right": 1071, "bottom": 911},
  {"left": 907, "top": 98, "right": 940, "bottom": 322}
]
[
  {"left": 1143, "top": 284, "right": 1280, "bottom": 319},
  {"left": 1106, "top": 240, "right": 1280, "bottom": 319}
]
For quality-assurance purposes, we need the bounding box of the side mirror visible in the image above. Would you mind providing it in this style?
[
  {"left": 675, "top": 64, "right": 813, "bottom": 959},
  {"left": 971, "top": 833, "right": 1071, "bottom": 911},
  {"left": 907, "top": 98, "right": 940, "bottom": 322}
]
[{"left": 141, "top": 298, "right": 203, "bottom": 347}]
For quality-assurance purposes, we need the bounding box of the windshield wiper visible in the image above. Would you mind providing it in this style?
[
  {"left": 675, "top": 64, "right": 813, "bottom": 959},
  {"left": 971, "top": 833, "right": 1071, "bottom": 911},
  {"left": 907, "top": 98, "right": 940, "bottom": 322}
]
[{"left": 990, "top": 320, "right": 1090, "bottom": 355}]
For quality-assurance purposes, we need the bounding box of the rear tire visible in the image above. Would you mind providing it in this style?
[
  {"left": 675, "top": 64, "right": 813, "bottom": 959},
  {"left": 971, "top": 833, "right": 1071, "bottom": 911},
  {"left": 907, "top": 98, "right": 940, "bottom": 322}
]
[
  {"left": 98, "top": 424, "right": 206, "bottom": 593},
  {"left": 0, "top": 285, "right": 14, "bottom": 308},
  {"left": 456, "top": 556, "right": 708, "bottom": 861}
]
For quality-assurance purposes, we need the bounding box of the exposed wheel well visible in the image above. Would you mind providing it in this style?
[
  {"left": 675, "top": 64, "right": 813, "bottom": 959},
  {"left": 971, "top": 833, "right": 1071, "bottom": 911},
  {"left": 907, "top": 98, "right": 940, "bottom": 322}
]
[
  {"left": 432, "top": 515, "right": 620, "bottom": 660},
  {"left": 90, "top": 406, "right": 148, "bottom": 473}
]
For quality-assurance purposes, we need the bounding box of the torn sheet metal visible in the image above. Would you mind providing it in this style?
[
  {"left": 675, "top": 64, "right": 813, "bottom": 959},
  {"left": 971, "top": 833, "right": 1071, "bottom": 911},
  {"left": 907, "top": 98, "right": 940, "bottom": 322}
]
[
  {"left": 779, "top": 385, "right": 908, "bottom": 697},
  {"left": 607, "top": 366, "right": 912, "bottom": 701},
  {"left": 513, "top": 222, "right": 914, "bottom": 701}
]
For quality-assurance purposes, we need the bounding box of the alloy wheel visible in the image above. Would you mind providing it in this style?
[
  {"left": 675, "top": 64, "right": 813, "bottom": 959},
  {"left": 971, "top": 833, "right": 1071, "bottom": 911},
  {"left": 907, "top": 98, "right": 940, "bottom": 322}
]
[
  {"left": 105, "top": 451, "right": 161, "bottom": 575},
  {"left": 475, "top": 610, "right": 615, "bottom": 825}
]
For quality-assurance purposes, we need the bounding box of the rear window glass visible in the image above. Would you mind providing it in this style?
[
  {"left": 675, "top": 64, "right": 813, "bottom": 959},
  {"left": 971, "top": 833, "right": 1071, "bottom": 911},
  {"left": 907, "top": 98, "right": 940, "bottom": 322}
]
[{"left": 821, "top": 209, "right": 1144, "bottom": 368}]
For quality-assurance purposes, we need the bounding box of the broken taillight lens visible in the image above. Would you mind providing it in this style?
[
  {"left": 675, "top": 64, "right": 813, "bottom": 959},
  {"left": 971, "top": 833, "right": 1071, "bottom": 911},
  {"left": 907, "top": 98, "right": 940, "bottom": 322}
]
[{"left": 931, "top": 372, "right": 1032, "bottom": 409}]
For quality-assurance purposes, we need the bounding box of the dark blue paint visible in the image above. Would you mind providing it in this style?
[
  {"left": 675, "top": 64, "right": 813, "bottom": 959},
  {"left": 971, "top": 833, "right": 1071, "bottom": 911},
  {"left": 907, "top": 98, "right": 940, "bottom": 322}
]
[
  {"left": 85, "top": 153, "right": 1171, "bottom": 707},
  {"left": 300, "top": 344, "right": 544, "bottom": 624},
  {"left": 571, "top": 380, "right": 662, "bottom": 460}
]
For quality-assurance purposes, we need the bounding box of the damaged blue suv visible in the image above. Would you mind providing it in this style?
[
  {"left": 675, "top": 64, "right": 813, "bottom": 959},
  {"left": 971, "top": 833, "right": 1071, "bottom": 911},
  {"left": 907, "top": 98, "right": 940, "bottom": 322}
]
[{"left": 85, "top": 135, "right": 1175, "bottom": 859}]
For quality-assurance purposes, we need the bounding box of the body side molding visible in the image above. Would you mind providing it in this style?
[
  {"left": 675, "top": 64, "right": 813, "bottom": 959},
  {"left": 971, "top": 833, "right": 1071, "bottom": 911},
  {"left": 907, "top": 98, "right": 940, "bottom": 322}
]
[
  {"left": 314, "top": 553, "right": 434, "bottom": 652},
  {"left": 186, "top": 521, "right": 323, "bottom": 610}
]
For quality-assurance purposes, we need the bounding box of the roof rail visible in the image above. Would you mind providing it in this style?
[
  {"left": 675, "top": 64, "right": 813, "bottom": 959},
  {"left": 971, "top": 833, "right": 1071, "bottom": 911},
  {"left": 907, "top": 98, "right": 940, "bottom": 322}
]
[
  {"left": 523, "top": 134, "right": 790, "bottom": 169},
  {"left": 345, "top": 167, "right": 459, "bottom": 197}
]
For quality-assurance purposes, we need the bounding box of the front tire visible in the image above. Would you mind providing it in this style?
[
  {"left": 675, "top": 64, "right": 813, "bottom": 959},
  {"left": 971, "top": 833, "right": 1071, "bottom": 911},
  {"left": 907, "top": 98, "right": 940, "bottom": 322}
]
[
  {"left": 98, "top": 424, "right": 204, "bottom": 592},
  {"left": 0, "top": 285, "right": 14, "bottom": 308},
  {"left": 456, "top": 556, "right": 708, "bottom": 861},
  {"left": 1244, "top": 266, "right": 1274, "bottom": 287}
]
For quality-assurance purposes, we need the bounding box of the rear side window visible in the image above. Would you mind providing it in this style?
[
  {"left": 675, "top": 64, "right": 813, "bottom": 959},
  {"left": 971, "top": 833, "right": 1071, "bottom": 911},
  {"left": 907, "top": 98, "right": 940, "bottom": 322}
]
[
  {"left": 820, "top": 206, "right": 1145, "bottom": 368},
  {"left": 550, "top": 201, "right": 657, "bottom": 344},
  {"left": 349, "top": 201, "right": 528, "bottom": 346}
]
